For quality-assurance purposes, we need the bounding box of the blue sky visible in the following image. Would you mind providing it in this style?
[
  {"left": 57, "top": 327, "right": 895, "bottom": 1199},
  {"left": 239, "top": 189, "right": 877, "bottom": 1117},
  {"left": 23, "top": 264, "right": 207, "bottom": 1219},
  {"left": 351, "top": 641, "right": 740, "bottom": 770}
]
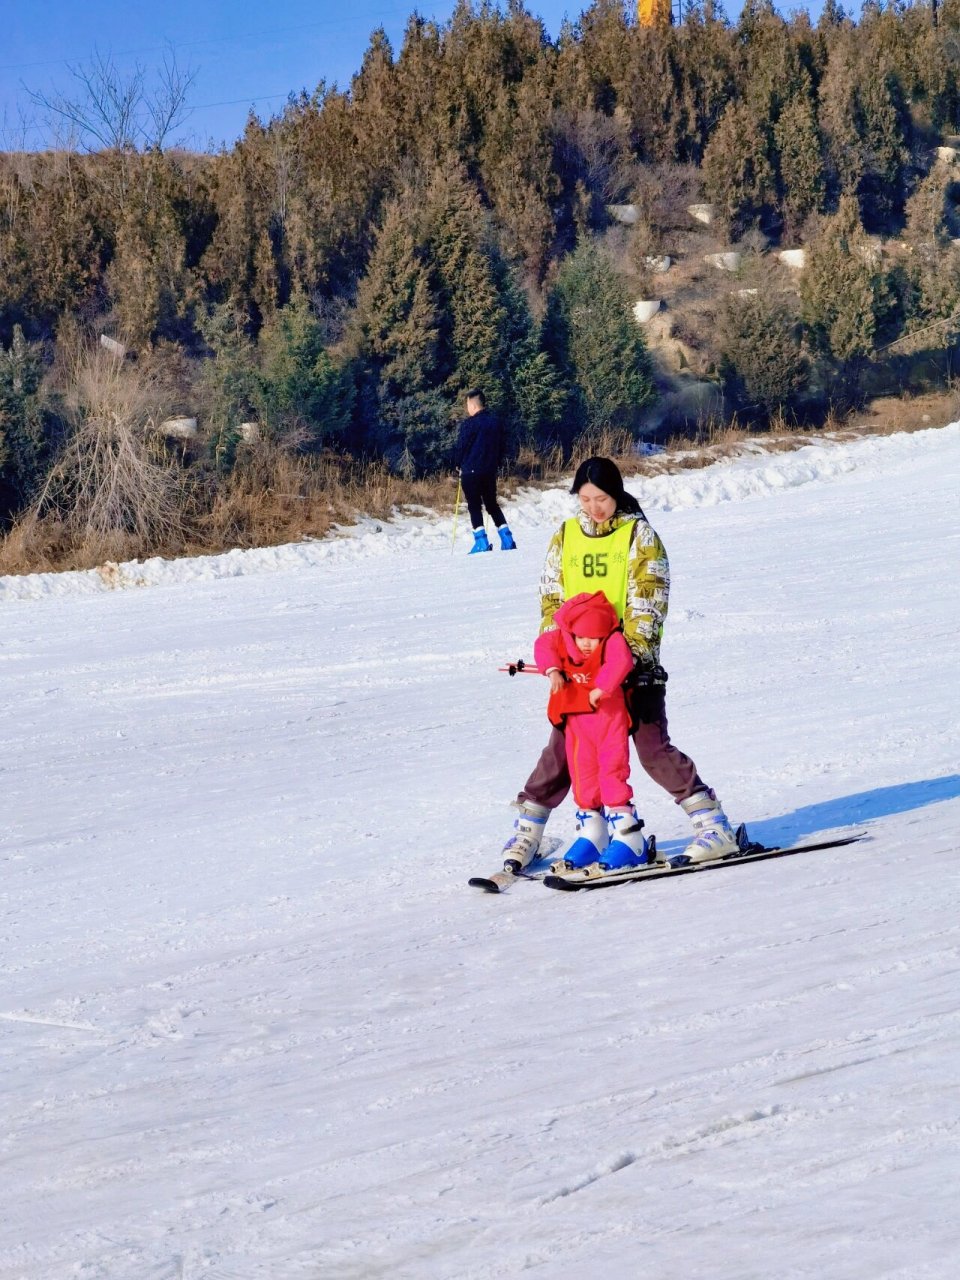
[{"left": 4, "top": 0, "right": 837, "bottom": 153}]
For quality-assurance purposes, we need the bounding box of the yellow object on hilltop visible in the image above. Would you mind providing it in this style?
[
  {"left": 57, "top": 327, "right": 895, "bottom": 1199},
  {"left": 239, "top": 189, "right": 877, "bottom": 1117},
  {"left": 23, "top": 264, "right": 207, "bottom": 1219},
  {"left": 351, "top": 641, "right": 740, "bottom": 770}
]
[{"left": 638, "top": 0, "right": 673, "bottom": 26}]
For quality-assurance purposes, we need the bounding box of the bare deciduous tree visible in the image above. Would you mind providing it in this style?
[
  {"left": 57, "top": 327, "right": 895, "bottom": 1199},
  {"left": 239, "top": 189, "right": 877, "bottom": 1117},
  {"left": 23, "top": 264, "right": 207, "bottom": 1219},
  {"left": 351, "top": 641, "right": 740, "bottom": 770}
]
[{"left": 25, "top": 48, "right": 196, "bottom": 154}]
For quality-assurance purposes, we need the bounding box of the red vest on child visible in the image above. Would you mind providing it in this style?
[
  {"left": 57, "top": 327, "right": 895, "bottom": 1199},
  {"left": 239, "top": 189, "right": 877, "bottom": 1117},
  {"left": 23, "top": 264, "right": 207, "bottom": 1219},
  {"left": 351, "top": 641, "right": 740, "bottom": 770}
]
[{"left": 546, "top": 644, "right": 605, "bottom": 726}]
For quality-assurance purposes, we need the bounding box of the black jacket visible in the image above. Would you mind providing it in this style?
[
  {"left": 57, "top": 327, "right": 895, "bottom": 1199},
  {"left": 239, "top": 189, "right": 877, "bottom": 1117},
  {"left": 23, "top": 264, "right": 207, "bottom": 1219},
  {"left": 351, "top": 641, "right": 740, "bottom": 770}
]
[{"left": 458, "top": 408, "right": 504, "bottom": 475}]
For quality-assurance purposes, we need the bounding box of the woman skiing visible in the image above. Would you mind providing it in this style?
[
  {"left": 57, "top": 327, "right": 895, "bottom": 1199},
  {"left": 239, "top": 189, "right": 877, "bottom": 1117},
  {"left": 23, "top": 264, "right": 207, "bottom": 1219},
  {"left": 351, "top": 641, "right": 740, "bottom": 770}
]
[
  {"left": 532, "top": 590, "right": 649, "bottom": 871},
  {"left": 501, "top": 456, "right": 739, "bottom": 872}
]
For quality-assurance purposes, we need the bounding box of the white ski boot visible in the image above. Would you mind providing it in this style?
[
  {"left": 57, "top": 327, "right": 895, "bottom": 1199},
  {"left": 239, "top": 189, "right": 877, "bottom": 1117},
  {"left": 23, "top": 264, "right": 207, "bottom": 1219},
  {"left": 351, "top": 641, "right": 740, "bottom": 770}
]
[
  {"left": 502, "top": 801, "right": 550, "bottom": 872},
  {"left": 674, "top": 790, "right": 739, "bottom": 865},
  {"left": 599, "top": 805, "right": 654, "bottom": 871},
  {"left": 552, "top": 808, "right": 609, "bottom": 872}
]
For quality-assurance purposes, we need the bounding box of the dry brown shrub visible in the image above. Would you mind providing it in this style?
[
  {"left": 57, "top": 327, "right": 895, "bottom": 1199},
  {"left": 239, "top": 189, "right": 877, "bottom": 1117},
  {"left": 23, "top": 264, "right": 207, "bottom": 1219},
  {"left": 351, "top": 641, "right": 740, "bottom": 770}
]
[
  {"left": 569, "top": 426, "right": 637, "bottom": 467},
  {"left": 0, "top": 522, "right": 54, "bottom": 575},
  {"left": 200, "top": 446, "right": 324, "bottom": 550},
  {"left": 3, "top": 340, "right": 188, "bottom": 571},
  {"left": 197, "top": 447, "right": 464, "bottom": 552},
  {"left": 513, "top": 443, "right": 564, "bottom": 483},
  {"left": 330, "top": 457, "right": 459, "bottom": 525},
  {"left": 853, "top": 390, "right": 960, "bottom": 436}
]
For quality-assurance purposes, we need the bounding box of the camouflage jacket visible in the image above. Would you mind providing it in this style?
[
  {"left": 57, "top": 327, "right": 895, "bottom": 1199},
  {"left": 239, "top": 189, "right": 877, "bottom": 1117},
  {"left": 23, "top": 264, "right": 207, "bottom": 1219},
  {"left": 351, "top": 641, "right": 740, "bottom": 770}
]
[{"left": 538, "top": 510, "right": 670, "bottom": 670}]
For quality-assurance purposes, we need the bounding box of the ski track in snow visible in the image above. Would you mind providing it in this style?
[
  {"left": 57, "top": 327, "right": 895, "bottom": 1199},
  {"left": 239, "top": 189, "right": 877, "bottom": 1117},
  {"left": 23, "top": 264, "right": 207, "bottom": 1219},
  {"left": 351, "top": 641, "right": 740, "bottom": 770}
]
[{"left": 1, "top": 425, "right": 960, "bottom": 1278}]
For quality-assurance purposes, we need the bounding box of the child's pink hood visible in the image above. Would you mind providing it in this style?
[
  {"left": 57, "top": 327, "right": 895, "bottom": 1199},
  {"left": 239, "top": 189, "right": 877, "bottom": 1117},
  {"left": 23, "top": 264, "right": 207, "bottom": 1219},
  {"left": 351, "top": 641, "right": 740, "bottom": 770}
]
[{"left": 552, "top": 591, "right": 620, "bottom": 661}]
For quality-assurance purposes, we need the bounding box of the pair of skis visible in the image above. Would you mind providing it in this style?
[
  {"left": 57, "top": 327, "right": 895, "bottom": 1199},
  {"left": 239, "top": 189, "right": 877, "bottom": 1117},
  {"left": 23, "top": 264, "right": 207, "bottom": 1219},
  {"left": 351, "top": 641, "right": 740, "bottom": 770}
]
[{"left": 469, "top": 827, "right": 866, "bottom": 894}]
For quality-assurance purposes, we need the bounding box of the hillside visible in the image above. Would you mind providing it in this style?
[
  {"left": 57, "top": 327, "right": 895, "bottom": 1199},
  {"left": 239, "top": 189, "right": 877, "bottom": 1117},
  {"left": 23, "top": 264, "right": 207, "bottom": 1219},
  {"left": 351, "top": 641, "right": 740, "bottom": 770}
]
[{"left": 9, "top": 5, "right": 960, "bottom": 579}]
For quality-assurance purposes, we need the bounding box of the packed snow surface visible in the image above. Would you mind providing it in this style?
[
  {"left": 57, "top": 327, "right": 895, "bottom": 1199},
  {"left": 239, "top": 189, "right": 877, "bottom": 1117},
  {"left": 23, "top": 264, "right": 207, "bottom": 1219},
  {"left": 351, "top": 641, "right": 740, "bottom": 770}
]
[{"left": 2, "top": 425, "right": 959, "bottom": 1279}]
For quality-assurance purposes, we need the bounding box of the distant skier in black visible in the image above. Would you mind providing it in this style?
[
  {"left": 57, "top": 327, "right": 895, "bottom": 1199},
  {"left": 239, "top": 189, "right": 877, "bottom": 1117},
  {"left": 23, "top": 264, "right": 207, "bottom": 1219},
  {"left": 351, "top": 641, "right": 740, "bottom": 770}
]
[{"left": 457, "top": 389, "right": 517, "bottom": 553}]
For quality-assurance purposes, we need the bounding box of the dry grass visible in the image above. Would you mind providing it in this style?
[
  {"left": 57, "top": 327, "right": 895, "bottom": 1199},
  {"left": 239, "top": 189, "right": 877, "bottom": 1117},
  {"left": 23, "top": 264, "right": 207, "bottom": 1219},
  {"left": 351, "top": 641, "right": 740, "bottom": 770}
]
[
  {"left": 194, "top": 449, "right": 464, "bottom": 553},
  {"left": 1, "top": 387, "right": 957, "bottom": 577}
]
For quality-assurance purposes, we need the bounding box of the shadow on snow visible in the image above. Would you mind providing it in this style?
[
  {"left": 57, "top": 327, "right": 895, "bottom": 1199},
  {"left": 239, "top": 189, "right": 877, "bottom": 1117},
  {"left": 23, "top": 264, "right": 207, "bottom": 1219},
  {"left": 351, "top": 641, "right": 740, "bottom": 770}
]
[{"left": 737, "top": 774, "right": 960, "bottom": 852}]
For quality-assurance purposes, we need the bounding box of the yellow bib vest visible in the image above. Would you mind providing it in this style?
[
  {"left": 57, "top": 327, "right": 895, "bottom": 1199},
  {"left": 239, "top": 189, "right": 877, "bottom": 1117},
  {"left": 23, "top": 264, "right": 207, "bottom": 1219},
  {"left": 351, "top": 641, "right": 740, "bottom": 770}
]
[{"left": 561, "top": 518, "right": 634, "bottom": 620}]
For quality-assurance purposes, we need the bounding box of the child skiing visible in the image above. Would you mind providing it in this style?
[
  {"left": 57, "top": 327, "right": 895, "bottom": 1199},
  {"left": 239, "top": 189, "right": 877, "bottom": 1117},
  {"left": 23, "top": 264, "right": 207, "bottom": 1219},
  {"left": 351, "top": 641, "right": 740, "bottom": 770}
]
[{"left": 531, "top": 591, "right": 651, "bottom": 872}]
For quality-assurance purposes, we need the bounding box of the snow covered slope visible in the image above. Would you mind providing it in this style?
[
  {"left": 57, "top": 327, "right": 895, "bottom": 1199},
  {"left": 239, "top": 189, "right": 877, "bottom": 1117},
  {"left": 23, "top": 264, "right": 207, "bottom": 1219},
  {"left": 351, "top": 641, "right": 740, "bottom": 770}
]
[{"left": 2, "top": 425, "right": 959, "bottom": 1279}]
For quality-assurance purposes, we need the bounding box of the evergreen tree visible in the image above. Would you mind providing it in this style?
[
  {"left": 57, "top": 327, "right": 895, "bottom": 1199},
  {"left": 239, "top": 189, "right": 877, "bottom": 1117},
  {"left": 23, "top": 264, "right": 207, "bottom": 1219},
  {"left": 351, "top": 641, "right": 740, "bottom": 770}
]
[
  {"left": 200, "top": 136, "right": 268, "bottom": 318},
  {"left": 0, "top": 325, "right": 63, "bottom": 520},
  {"left": 196, "top": 303, "right": 261, "bottom": 472},
  {"left": 817, "top": 0, "right": 850, "bottom": 32},
  {"left": 702, "top": 100, "right": 777, "bottom": 237},
  {"left": 350, "top": 29, "right": 402, "bottom": 177},
  {"left": 509, "top": 346, "right": 571, "bottom": 447},
  {"left": 256, "top": 294, "right": 354, "bottom": 448},
  {"left": 570, "top": 0, "right": 629, "bottom": 118},
  {"left": 417, "top": 164, "right": 568, "bottom": 453},
  {"left": 674, "top": 10, "right": 740, "bottom": 164},
  {"left": 818, "top": 36, "right": 909, "bottom": 232},
  {"left": 351, "top": 200, "right": 448, "bottom": 472},
  {"left": 107, "top": 153, "right": 196, "bottom": 348},
  {"left": 908, "top": 13, "right": 960, "bottom": 136},
  {"left": 900, "top": 170, "right": 960, "bottom": 336},
  {"left": 773, "top": 89, "right": 826, "bottom": 238},
  {"left": 0, "top": 157, "right": 103, "bottom": 339},
  {"left": 499, "top": 263, "right": 571, "bottom": 446},
  {"left": 421, "top": 167, "right": 513, "bottom": 403},
  {"left": 800, "top": 194, "right": 892, "bottom": 389},
  {"left": 480, "top": 66, "right": 558, "bottom": 280},
  {"left": 543, "top": 237, "right": 655, "bottom": 435},
  {"left": 394, "top": 16, "right": 449, "bottom": 166},
  {"left": 855, "top": 62, "right": 909, "bottom": 232},
  {"left": 742, "top": 4, "right": 808, "bottom": 127},
  {"left": 717, "top": 292, "right": 806, "bottom": 418},
  {"left": 817, "top": 36, "right": 865, "bottom": 201}
]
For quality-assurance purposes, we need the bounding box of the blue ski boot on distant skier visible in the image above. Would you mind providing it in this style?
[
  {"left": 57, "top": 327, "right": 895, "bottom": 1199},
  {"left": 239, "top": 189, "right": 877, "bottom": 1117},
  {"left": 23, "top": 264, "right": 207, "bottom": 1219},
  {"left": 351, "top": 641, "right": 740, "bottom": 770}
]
[{"left": 469, "top": 524, "right": 516, "bottom": 553}]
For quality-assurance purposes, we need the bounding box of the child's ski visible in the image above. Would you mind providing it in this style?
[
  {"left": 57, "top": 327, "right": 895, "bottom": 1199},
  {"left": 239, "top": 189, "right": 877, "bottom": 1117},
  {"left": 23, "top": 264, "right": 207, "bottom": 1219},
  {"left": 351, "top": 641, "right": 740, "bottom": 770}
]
[{"left": 543, "top": 831, "right": 866, "bottom": 891}]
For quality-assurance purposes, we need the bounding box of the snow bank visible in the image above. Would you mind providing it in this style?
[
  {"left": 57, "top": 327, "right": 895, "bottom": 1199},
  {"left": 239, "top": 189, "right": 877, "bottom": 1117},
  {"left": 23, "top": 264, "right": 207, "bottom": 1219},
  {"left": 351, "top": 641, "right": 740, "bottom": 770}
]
[{"left": 3, "top": 423, "right": 956, "bottom": 603}]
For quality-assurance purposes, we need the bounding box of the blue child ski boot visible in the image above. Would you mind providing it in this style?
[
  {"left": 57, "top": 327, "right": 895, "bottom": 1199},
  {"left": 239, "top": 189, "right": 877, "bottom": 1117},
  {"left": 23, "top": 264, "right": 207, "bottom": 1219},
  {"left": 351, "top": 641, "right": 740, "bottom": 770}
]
[
  {"left": 497, "top": 525, "right": 517, "bottom": 550},
  {"left": 552, "top": 808, "right": 609, "bottom": 872},
  {"left": 469, "top": 527, "right": 493, "bottom": 553},
  {"left": 599, "top": 805, "right": 653, "bottom": 871}
]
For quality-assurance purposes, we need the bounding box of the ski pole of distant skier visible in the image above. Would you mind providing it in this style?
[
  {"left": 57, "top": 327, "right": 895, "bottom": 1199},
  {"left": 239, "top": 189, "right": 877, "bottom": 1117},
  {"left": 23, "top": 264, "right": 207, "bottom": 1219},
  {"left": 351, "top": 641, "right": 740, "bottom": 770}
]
[{"left": 452, "top": 476, "right": 462, "bottom": 553}]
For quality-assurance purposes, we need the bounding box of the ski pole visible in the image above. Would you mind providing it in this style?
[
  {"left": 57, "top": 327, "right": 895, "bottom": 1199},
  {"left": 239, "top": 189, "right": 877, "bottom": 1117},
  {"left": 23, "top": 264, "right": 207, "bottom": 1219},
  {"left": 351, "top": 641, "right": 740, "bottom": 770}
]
[
  {"left": 451, "top": 477, "right": 462, "bottom": 553},
  {"left": 498, "top": 659, "right": 543, "bottom": 676}
]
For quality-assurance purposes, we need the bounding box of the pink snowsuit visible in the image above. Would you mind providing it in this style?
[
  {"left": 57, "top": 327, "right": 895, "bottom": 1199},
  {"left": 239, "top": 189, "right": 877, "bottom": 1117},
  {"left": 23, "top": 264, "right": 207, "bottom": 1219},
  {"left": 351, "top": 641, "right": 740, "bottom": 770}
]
[{"left": 533, "top": 592, "right": 635, "bottom": 811}]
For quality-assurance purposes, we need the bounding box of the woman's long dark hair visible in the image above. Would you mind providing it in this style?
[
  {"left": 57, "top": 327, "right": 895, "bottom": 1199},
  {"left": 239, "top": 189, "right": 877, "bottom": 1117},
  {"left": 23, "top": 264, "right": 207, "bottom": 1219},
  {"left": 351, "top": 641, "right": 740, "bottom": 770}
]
[{"left": 570, "top": 456, "right": 644, "bottom": 516}]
